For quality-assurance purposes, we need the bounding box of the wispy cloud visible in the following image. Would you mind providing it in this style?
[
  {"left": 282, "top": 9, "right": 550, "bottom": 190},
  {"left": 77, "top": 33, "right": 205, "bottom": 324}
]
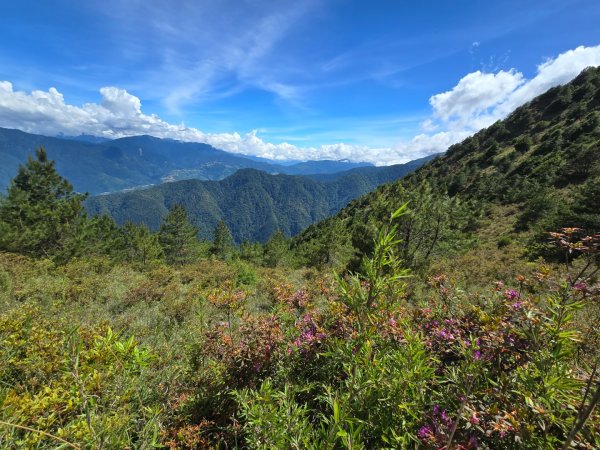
[{"left": 87, "top": 0, "right": 318, "bottom": 112}]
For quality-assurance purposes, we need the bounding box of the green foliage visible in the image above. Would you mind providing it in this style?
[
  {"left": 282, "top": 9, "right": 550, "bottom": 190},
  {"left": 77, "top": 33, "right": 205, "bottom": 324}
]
[
  {"left": 1, "top": 210, "right": 599, "bottom": 448},
  {"left": 0, "top": 148, "right": 87, "bottom": 260},
  {"left": 497, "top": 235, "right": 512, "bottom": 248},
  {"left": 0, "top": 306, "right": 160, "bottom": 448},
  {"left": 212, "top": 220, "right": 235, "bottom": 260},
  {"left": 122, "top": 221, "right": 164, "bottom": 267},
  {"left": 158, "top": 204, "right": 199, "bottom": 265},
  {"left": 85, "top": 156, "right": 434, "bottom": 244},
  {"left": 239, "top": 240, "right": 265, "bottom": 265},
  {"left": 263, "top": 230, "right": 291, "bottom": 268},
  {"left": 295, "top": 67, "right": 600, "bottom": 272},
  {"left": 2, "top": 67, "right": 600, "bottom": 450},
  {"left": 296, "top": 181, "right": 478, "bottom": 272},
  {"left": 235, "top": 381, "right": 316, "bottom": 449},
  {"left": 295, "top": 216, "right": 355, "bottom": 269}
]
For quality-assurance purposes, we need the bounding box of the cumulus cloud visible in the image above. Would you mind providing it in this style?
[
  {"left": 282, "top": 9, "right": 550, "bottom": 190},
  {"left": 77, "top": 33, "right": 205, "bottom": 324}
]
[
  {"left": 429, "top": 70, "right": 524, "bottom": 123},
  {"left": 0, "top": 45, "right": 599, "bottom": 165},
  {"left": 427, "top": 44, "right": 600, "bottom": 134}
]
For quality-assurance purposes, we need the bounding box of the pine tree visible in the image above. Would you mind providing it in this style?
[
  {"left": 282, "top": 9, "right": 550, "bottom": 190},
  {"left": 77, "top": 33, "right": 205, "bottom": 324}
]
[
  {"left": 0, "top": 148, "right": 87, "bottom": 258},
  {"left": 122, "top": 221, "right": 163, "bottom": 267},
  {"left": 64, "top": 213, "right": 126, "bottom": 259},
  {"left": 212, "top": 220, "right": 234, "bottom": 260},
  {"left": 301, "top": 219, "right": 354, "bottom": 269},
  {"left": 263, "top": 230, "right": 289, "bottom": 267},
  {"left": 158, "top": 204, "right": 198, "bottom": 265},
  {"left": 239, "top": 240, "right": 264, "bottom": 265}
]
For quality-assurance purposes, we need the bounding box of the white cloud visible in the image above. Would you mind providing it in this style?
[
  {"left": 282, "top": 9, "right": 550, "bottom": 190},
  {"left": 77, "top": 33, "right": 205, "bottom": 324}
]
[
  {"left": 99, "top": 87, "right": 142, "bottom": 117},
  {"left": 0, "top": 45, "right": 599, "bottom": 165},
  {"left": 426, "top": 44, "right": 600, "bottom": 134},
  {"left": 429, "top": 70, "right": 524, "bottom": 123}
]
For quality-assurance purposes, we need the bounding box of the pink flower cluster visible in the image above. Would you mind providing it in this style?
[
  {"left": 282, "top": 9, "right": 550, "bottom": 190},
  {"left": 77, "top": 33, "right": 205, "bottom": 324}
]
[{"left": 291, "top": 314, "right": 326, "bottom": 354}]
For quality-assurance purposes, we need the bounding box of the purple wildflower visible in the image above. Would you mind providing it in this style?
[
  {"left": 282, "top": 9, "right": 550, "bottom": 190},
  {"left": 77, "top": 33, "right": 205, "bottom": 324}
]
[
  {"left": 438, "top": 328, "right": 455, "bottom": 340},
  {"left": 441, "top": 410, "right": 450, "bottom": 424},
  {"left": 511, "top": 301, "right": 523, "bottom": 310},
  {"left": 417, "top": 425, "right": 433, "bottom": 440}
]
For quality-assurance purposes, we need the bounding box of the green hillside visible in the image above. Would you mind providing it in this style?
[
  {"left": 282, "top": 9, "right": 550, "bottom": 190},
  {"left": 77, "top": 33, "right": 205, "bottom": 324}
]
[
  {"left": 86, "top": 155, "right": 432, "bottom": 243},
  {"left": 294, "top": 67, "right": 600, "bottom": 275}
]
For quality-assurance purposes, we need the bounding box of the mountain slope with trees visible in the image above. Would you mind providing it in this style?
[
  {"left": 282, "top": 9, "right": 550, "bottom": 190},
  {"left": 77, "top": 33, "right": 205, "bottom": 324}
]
[
  {"left": 293, "top": 66, "right": 600, "bottom": 273},
  {"left": 0, "top": 69, "right": 599, "bottom": 449},
  {"left": 86, "top": 156, "right": 432, "bottom": 243}
]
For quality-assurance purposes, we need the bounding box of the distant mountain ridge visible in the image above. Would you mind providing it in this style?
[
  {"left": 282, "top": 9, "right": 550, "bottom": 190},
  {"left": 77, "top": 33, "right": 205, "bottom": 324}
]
[
  {"left": 85, "top": 156, "right": 432, "bottom": 243},
  {"left": 0, "top": 128, "right": 376, "bottom": 195}
]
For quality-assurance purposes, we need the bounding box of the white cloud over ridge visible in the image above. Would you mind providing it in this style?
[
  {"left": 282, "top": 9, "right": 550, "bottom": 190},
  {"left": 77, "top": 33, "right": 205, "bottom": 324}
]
[
  {"left": 428, "top": 45, "right": 600, "bottom": 133},
  {"left": 0, "top": 45, "right": 599, "bottom": 165}
]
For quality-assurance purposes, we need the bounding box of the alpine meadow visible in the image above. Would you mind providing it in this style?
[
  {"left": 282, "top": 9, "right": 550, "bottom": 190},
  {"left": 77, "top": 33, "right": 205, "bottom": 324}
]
[{"left": 0, "top": 2, "right": 599, "bottom": 449}]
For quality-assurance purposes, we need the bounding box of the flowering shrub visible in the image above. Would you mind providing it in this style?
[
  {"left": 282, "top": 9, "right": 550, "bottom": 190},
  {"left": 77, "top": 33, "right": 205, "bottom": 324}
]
[
  {"left": 230, "top": 213, "right": 600, "bottom": 449},
  {"left": 1, "top": 218, "right": 598, "bottom": 448}
]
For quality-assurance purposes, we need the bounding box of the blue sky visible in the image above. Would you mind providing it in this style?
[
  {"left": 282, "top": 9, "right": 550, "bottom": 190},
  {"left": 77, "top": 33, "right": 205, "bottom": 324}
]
[{"left": 0, "top": 0, "right": 599, "bottom": 164}]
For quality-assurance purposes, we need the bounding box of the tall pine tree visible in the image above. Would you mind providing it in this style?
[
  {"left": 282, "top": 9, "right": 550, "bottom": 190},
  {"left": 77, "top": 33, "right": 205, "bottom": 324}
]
[
  {"left": 212, "top": 220, "right": 234, "bottom": 260},
  {"left": 0, "top": 148, "right": 87, "bottom": 258},
  {"left": 263, "top": 230, "right": 290, "bottom": 267},
  {"left": 158, "top": 204, "right": 199, "bottom": 265}
]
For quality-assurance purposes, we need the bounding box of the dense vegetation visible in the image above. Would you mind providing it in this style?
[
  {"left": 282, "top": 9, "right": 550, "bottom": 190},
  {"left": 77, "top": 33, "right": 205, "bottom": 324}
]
[
  {"left": 86, "top": 156, "right": 433, "bottom": 243},
  {"left": 0, "top": 68, "right": 599, "bottom": 449}
]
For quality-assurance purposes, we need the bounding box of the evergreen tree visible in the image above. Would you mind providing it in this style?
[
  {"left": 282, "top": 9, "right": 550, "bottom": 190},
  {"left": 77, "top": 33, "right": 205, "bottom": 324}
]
[
  {"left": 0, "top": 148, "right": 87, "bottom": 258},
  {"left": 212, "top": 220, "right": 234, "bottom": 260},
  {"left": 263, "top": 230, "right": 290, "bottom": 268},
  {"left": 239, "top": 240, "right": 264, "bottom": 265},
  {"left": 122, "top": 221, "right": 163, "bottom": 267},
  {"left": 67, "top": 213, "right": 127, "bottom": 259},
  {"left": 158, "top": 204, "right": 199, "bottom": 265},
  {"left": 300, "top": 219, "right": 354, "bottom": 269}
]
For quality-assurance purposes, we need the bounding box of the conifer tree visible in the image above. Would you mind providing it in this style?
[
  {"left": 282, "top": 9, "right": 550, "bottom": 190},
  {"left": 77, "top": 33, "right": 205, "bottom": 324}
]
[
  {"left": 301, "top": 219, "right": 354, "bottom": 269},
  {"left": 122, "top": 221, "right": 163, "bottom": 267},
  {"left": 263, "top": 230, "right": 289, "bottom": 267},
  {"left": 0, "top": 148, "right": 87, "bottom": 258},
  {"left": 239, "top": 240, "right": 264, "bottom": 265},
  {"left": 212, "top": 220, "right": 234, "bottom": 260},
  {"left": 158, "top": 204, "right": 198, "bottom": 265},
  {"left": 65, "top": 213, "right": 126, "bottom": 259}
]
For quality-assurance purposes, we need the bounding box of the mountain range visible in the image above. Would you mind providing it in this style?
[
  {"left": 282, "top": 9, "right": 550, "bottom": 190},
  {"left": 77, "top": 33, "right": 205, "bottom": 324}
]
[
  {"left": 0, "top": 128, "right": 373, "bottom": 195},
  {"left": 85, "top": 155, "right": 436, "bottom": 243}
]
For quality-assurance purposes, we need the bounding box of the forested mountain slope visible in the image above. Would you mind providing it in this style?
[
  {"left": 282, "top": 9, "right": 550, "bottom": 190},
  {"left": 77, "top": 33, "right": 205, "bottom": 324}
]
[
  {"left": 294, "top": 67, "right": 600, "bottom": 271},
  {"left": 86, "top": 154, "right": 431, "bottom": 243},
  {"left": 0, "top": 129, "right": 280, "bottom": 193}
]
